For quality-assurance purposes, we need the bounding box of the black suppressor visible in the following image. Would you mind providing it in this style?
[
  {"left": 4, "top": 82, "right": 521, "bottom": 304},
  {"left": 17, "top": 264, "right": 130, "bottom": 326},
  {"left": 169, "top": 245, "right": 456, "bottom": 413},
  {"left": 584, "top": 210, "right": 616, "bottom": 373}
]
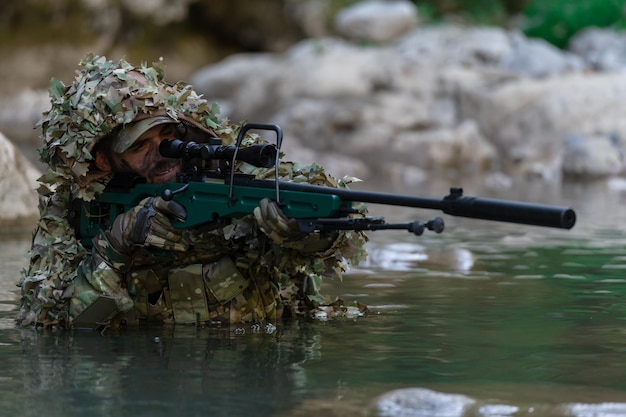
[
  {"left": 440, "top": 187, "right": 576, "bottom": 229},
  {"left": 160, "top": 139, "right": 277, "bottom": 168}
]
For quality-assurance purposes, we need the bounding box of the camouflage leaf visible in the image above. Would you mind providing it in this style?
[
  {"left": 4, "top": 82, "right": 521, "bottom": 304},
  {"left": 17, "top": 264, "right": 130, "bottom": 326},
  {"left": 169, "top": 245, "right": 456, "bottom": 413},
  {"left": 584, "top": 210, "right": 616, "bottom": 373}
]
[{"left": 49, "top": 78, "right": 66, "bottom": 99}]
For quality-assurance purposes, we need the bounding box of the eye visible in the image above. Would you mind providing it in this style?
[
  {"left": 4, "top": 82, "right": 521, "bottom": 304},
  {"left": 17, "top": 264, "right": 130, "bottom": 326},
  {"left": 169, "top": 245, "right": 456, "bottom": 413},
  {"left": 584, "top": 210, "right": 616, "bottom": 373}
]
[
  {"left": 159, "top": 129, "right": 178, "bottom": 143},
  {"left": 162, "top": 125, "right": 177, "bottom": 137},
  {"left": 128, "top": 139, "right": 149, "bottom": 153}
]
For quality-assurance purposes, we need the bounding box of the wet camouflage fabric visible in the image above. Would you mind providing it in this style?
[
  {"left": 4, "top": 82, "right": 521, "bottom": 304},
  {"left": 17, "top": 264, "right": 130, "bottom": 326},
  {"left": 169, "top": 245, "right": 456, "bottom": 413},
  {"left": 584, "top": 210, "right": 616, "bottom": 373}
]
[{"left": 15, "top": 54, "right": 368, "bottom": 329}]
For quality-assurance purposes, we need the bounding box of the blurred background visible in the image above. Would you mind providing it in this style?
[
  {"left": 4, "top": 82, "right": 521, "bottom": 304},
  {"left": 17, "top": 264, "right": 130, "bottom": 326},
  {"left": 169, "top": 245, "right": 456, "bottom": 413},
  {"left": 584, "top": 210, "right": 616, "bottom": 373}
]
[
  {"left": 1, "top": 0, "right": 623, "bottom": 84},
  {"left": 2, "top": 0, "right": 626, "bottom": 228},
  {"left": 2, "top": 0, "right": 624, "bottom": 93}
]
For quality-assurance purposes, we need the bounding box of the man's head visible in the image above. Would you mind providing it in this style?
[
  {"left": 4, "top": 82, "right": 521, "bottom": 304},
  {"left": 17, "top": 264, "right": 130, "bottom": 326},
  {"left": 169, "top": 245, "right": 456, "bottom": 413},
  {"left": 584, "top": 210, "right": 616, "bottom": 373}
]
[
  {"left": 94, "top": 118, "right": 184, "bottom": 184},
  {"left": 37, "top": 54, "right": 220, "bottom": 198}
]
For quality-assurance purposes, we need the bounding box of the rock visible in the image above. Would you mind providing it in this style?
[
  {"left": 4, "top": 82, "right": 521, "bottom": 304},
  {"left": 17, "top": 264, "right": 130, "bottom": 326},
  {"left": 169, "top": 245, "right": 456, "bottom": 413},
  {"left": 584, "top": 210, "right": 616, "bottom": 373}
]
[
  {"left": 189, "top": 53, "right": 278, "bottom": 102},
  {"left": 459, "top": 72, "right": 626, "bottom": 180},
  {"left": 0, "top": 89, "right": 49, "bottom": 144},
  {"left": 562, "top": 134, "right": 624, "bottom": 179},
  {"left": 334, "top": 0, "right": 418, "bottom": 43},
  {"left": 0, "top": 132, "right": 41, "bottom": 229},
  {"left": 564, "top": 402, "right": 626, "bottom": 417},
  {"left": 393, "top": 25, "right": 513, "bottom": 69},
  {"left": 393, "top": 25, "right": 583, "bottom": 77},
  {"left": 502, "top": 31, "right": 585, "bottom": 77},
  {"left": 280, "top": 38, "right": 386, "bottom": 98},
  {"left": 376, "top": 387, "right": 476, "bottom": 417},
  {"left": 272, "top": 96, "right": 367, "bottom": 154},
  {"left": 568, "top": 27, "right": 626, "bottom": 71},
  {"left": 121, "top": 0, "right": 194, "bottom": 24},
  {"left": 189, "top": 52, "right": 280, "bottom": 121},
  {"left": 387, "top": 120, "right": 497, "bottom": 175}
]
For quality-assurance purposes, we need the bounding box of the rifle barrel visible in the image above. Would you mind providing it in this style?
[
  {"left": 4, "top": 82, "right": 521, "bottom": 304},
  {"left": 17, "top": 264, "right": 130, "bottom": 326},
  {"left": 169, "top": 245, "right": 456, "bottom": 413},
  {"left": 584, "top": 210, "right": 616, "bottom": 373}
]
[{"left": 238, "top": 179, "right": 576, "bottom": 230}]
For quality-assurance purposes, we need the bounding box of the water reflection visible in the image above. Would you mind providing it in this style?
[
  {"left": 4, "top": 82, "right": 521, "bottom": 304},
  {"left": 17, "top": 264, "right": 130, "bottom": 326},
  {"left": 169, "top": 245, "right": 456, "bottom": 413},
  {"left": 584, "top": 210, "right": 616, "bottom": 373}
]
[{"left": 12, "top": 323, "right": 319, "bottom": 417}]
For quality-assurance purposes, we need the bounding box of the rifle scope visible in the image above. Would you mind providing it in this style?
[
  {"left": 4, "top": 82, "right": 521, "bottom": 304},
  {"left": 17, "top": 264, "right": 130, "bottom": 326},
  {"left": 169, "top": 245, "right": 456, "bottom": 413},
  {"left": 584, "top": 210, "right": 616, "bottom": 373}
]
[{"left": 160, "top": 139, "right": 277, "bottom": 168}]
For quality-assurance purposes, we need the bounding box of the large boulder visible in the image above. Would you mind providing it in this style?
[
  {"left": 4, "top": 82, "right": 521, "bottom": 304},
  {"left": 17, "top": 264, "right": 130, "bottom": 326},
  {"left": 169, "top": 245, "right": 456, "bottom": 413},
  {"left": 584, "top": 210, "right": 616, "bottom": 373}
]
[
  {"left": 334, "top": 0, "right": 419, "bottom": 43},
  {"left": 568, "top": 27, "right": 626, "bottom": 71},
  {"left": 0, "top": 89, "right": 49, "bottom": 145},
  {"left": 459, "top": 72, "right": 626, "bottom": 180},
  {"left": 0, "top": 132, "right": 40, "bottom": 229}
]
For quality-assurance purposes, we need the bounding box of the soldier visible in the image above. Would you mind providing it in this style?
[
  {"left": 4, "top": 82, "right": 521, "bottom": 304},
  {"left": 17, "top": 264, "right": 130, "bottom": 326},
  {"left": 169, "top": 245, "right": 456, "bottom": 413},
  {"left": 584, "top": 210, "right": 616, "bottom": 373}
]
[{"left": 16, "top": 54, "right": 368, "bottom": 330}]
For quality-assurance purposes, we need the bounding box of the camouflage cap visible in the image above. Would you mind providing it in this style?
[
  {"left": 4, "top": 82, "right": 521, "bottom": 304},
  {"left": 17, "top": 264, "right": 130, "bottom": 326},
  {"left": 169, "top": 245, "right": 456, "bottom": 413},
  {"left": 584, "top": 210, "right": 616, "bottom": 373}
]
[{"left": 112, "top": 116, "right": 178, "bottom": 153}]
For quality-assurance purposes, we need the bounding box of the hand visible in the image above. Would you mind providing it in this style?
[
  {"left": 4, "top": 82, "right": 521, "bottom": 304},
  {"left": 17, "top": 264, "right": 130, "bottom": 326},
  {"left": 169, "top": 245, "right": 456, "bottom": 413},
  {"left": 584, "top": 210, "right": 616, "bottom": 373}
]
[
  {"left": 107, "top": 196, "right": 188, "bottom": 253},
  {"left": 253, "top": 198, "right": 303, "bottom": 243}
]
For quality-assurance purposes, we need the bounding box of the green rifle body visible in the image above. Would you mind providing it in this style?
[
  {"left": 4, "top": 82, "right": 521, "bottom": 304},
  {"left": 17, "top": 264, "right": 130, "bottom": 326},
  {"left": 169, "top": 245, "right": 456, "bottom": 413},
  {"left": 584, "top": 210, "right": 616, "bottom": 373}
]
[
  {"left": 72, "top": 175, "right": 576, "bottom": 249},
  {"left": 73, "top": 177, "right": 349, "bottom": 248}
]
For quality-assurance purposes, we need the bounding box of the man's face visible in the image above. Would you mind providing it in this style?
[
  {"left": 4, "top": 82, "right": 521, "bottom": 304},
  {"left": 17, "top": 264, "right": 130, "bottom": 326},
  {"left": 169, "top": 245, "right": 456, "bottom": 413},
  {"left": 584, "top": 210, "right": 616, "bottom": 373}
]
[{"left": 110, "top": 124, "right": 181, "bottom": 184}]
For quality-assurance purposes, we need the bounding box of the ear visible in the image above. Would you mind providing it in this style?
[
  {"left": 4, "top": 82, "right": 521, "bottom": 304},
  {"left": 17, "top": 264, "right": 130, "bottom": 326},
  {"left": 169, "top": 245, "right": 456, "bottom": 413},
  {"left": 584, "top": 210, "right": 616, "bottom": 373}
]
[{"left": 94, "top": 151, "right": 112, "bottom": 172}]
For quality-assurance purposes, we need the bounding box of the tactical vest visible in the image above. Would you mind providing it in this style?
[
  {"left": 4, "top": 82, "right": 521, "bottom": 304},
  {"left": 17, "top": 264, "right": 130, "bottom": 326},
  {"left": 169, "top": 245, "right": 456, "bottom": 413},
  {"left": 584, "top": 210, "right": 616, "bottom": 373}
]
[
  {"left": 72, "top": 255, "right": 282, "bottom": 329},
  {"left": 128, "top": 256, "right": 281, "bottom": 325}
]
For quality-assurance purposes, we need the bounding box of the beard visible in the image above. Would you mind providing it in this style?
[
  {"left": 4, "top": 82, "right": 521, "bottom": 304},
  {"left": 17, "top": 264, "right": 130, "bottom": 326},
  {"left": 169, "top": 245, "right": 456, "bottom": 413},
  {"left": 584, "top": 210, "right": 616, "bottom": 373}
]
[
  {"left": 108, "top": 144, "right": 183, "bottom": 185},
  {"left": 145, "top": 158, "right": 182, "bottom": 184}
]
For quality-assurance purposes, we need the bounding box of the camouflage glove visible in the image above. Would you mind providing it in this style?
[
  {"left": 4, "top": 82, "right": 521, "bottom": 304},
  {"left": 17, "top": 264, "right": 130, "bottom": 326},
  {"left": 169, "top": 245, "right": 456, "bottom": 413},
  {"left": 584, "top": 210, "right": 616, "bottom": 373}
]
[
  {"left": 93, "top": 196, "right": 188, "bottom": 271},
  {"left": 253, "top": 198, "right": 304, "bottom": 244},
  {"left": 112, "top": 196, "right": 188, "bottom": 250}
]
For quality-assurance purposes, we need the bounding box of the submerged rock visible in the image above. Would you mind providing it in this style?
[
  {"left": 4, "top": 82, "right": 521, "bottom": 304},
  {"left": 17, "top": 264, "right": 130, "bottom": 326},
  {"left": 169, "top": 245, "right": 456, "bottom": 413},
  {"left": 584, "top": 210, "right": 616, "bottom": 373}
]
[{"left": 376, "top": 387, "right": 476, "bottom": 417}]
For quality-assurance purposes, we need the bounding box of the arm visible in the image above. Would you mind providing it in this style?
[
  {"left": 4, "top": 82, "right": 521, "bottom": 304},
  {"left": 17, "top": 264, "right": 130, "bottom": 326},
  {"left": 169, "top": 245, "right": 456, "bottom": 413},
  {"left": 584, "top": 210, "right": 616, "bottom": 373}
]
[
  {"left": 16, "top": 190, "right": 89, "bottom": 327},
  {"left": 16, "top": 189, "right": 185, "bottom": 328}
]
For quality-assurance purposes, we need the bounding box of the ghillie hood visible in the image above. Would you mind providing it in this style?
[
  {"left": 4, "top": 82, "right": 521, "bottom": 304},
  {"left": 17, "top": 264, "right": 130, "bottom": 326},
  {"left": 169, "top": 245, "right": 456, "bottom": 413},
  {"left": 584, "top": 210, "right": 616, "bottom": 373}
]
[{"left": 37, "top": 54, "right": 221, "bottom": 201}]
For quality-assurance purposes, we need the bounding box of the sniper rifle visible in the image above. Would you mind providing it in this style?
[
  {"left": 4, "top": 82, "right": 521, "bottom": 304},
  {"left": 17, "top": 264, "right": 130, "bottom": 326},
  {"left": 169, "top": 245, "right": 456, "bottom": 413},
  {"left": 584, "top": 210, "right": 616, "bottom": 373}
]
[{"left": 71, "top": 123, "right": 576, "bottom": 248}]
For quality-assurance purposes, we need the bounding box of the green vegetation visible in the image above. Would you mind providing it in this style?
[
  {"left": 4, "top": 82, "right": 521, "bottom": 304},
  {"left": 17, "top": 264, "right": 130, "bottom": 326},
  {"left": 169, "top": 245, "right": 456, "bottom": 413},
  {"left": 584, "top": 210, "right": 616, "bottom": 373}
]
[
  {"left": 414, "top": 0, "right": 626, "bottom": 48},
  {"left": 416, "top": 0, "right": 524, "bottom": 25},
  {"left": 520, "top": 0, "right": 626, "bottom": 48}
]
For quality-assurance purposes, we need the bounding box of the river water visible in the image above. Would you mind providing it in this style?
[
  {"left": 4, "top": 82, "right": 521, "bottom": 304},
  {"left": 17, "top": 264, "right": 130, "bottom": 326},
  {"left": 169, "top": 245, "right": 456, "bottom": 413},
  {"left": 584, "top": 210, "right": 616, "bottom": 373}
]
[{"left": 1, "top": 179, "right": 626, "bottom": 417}]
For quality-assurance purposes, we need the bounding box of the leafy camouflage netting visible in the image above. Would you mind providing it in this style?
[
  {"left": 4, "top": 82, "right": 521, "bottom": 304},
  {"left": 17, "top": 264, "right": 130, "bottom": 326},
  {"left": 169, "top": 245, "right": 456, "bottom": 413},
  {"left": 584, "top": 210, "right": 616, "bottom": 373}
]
[{"left": 38, "top": 54, "right": 221, "bottom": 201}]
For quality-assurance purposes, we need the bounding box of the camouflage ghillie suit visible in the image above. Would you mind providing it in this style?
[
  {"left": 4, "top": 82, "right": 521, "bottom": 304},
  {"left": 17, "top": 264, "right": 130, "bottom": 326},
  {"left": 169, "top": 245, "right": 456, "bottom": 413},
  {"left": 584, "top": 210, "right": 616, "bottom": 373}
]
[{"left": 15, "top": 54, "right": 368, "bottom": 329}]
